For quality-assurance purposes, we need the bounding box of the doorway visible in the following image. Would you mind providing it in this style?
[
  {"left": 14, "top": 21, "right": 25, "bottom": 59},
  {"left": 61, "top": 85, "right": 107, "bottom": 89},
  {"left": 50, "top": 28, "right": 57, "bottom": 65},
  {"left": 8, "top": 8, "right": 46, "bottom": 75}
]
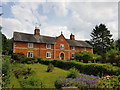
[{"left": 60, "top": 53, "right": 64, "bottom": 60}]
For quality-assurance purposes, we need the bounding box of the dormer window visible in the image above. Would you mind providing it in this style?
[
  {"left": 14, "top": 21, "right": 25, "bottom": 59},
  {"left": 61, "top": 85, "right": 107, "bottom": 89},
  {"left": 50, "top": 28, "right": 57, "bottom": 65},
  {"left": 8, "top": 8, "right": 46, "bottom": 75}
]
[
  {"left": 60, "top": 44, "right": 64, "bottom": 50},
  {"left": 46, "top": 44, "right": 51, "bottom": 49},
  {"left": 72, "top": 46, "right": 75, "bottom": 50},
  {"left": 28, "top": 43, "right": 33, "bottom": 48}
]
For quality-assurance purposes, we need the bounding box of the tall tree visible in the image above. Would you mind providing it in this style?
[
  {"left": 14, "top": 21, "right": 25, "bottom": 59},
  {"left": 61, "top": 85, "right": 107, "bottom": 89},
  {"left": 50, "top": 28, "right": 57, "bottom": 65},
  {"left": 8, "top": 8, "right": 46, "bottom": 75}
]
[
  {"left": 2, "top": 34, "right": 13, "bottom": 55},
  {"left": 116, "top": 39, "right": 120, "bottom": 51},
  {"left": 90, "top": 24, "right": 113, "bottom": 62}
]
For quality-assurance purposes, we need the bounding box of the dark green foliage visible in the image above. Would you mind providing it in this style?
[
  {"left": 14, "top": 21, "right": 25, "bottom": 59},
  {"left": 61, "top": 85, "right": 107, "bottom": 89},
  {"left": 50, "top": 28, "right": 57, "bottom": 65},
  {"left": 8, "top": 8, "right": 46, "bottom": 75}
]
[
  {"left": 106, "top": 49, "right": 120, "bottom": 64},
  {"left": 116, "top": 39, "right": 120, "bottom": 51},
  {"left": 102, "top": 75, "right": 120, "bottom": 89},
  {"left": 47, "top": 63, "right": 54, "bottom": 72},
  {"left": 14, "top": 65, "right": 33, "bottom": 78},
  {"left": 2, "top": 34, "right": 13, "bottom": 55},
  {"left": 11, "top": 53, "right": 37, "bottom": 63},
  {"left": 2, "top": 55, "right": 12, "bottom": 87},
  {"left": 90, "top": 24, "right": 113, "bottom": 62},
  {"left": 11, "top": 53, "right": 26, "bottom": 63},
  {"left": 75, "top": 51, "right": 101, "bottom": 63},
  {"left": 67, "top": 68, "right": 79, "bottom": 78},
  {"left": 37, "top": 58, "right": 120, "bottom": 76},
  {"left": 19, "top": 76, "right": 40, "bottom": 88}
]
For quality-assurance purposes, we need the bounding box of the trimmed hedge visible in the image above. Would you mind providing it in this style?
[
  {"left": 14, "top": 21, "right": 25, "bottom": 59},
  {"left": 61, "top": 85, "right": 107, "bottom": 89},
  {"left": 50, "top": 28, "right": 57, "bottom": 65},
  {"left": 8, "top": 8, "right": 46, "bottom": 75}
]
[{"left": 37, "top": 58, "right": 120, "bottom": 76}]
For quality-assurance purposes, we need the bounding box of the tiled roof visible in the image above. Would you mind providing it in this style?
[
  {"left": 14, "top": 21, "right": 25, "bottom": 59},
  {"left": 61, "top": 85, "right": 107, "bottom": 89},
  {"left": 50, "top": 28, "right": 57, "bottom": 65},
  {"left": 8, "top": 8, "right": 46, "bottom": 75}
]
[{"left": 13, "top": 32, "right": 92, "bottom": 48}]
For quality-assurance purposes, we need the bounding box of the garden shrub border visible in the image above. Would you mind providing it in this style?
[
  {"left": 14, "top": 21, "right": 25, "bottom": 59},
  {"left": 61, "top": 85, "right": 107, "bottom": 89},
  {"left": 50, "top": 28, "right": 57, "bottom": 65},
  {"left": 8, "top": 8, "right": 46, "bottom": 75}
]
[{"left": 37, "top": 58, "right": 120, "bottom": 76}]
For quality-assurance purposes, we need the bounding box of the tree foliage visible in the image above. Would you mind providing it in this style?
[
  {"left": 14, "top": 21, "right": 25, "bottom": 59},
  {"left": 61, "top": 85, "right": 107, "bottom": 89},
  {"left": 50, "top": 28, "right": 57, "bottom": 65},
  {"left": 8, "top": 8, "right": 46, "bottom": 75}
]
[
  {"left": 90, "top": 24, "right": 113, "bottom": 62},
  {"left": 2, "top": 34, "right": 13, "bottom": 55},
  {"left": 116, "top": 39, "right": 120, "bottom": 51},
  {"left": 106, "top": 49, "right": 120, "bottom": 65},
  {"left": 75, "top": 51, "right": 101, "bottom": 63}
]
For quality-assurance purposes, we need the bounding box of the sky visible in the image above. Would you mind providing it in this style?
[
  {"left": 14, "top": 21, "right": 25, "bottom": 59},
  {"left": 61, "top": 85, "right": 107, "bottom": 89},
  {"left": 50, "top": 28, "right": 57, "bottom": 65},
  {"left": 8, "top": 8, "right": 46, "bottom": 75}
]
[{"left": 0, "top": 0, "right": 119, "bottom": 40}]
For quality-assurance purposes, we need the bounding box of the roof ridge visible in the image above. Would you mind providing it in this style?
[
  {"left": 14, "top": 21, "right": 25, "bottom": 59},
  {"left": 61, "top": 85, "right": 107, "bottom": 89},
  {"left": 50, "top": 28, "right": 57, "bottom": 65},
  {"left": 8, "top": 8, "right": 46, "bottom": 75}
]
[
  {"left": 14, "top": 32, "right": 33, "bottom": 35},
  {"left": 66, "top": 39, "right": 84, "bottom": 42},
  {"left": 41, "top": 35, "right": 56, "bottom": 38},
  {"left": 14, "top": 32, "right": 56, "bottom": 38}
]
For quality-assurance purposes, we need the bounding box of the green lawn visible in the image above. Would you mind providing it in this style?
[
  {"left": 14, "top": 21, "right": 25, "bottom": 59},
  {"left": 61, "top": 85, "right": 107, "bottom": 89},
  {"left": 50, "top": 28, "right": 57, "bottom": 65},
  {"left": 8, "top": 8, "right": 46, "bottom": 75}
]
[{"left": 10, "top": 64, "right": 69, "bottom": 88}]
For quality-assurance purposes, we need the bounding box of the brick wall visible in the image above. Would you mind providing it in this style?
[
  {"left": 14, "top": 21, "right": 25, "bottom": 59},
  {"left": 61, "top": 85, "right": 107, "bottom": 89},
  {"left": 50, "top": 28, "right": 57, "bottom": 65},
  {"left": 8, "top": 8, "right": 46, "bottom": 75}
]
[{"left": 13, "top": 35, "right": 93, "bottom": 60}]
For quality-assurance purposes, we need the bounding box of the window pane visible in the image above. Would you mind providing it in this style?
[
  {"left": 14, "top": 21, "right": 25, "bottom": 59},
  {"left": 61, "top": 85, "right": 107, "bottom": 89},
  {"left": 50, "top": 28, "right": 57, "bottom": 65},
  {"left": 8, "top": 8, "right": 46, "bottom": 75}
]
[
  {"left": 46, "top": 44, "right": 51, "bottom": 49},
  {"left": 60, "top": 44, "right": 64, "bottom": 50},
  {"left": 28, "top": 43, "right": 33, "bottom": 48},
  {"left": 46, "top": 52, "right": 51, "bottom": 58},
  {"left": 28, "top": 52, "right": 33, "bottom": 57},
  {"left": 72, "top": 47, "right": 75, "bottom": 50},
  {"left": 72, "top": 53, "right": 75, "bottom": 59}
]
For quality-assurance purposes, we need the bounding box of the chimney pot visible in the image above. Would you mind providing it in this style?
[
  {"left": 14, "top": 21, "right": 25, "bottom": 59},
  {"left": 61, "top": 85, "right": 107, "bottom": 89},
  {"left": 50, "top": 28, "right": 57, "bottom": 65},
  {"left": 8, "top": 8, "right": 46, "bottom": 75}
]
[
  {"left": 70, "top": 33, "right": 75, "bottom": 40},
  {"left": 34, "top": 27, "right": 40, "bottom": 35}
]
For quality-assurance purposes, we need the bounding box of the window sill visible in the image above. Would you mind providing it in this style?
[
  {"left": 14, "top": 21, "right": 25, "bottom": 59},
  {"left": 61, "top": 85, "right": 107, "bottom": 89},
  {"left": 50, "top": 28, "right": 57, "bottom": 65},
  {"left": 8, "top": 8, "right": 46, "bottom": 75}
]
[
  {"left": 47, "top": 48, "right": 51, "bottom": 49},
  {"left": 46, "top": 57, "right": 51, "bottom": 58}
]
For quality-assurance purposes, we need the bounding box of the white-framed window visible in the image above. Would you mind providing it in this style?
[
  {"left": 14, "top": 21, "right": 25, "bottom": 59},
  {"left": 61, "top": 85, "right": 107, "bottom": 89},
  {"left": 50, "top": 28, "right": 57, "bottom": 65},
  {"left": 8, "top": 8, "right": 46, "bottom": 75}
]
[
  {"left": 60, "top": 44, "right": 64, "bottom": 50},
  {"left": 72, "top": 53, "right": 75, "bottom": 59},
  {"left": 72, "top": 46, "right": 75, "bottom": 50},
  {"left": 28, "top": 43, "right": 33, "bottom": 48},
  {"left": 84, "top": 48, "right": 86, "bottom": 51},
  {"left": 27, "top": 51, "right": 33, "bottom": 57},
  {"left": 46, "top": 52, "right": 51, "bottom": 58},
  {"left": 46, "top": 44, "right": 51, "bottom": 49}
]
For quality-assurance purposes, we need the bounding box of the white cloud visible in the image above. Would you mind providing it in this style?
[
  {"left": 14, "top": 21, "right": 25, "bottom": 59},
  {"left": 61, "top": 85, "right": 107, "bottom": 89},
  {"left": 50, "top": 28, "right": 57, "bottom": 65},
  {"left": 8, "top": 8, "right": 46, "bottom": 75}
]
[
  {"left": 42, "top": 25, "right": 71, "bottom": 39},
  {"left": 2, "top": 2, "right": 118, "bottom": 41},
  {"left": 42, "top": 2, "right": 69, "bottom": 17},
  {"left": 106, "top": 21, "right": 118, "bottom": 39},
  {"left": 2, "top": 18, "right": 25, "bottom": 37}
]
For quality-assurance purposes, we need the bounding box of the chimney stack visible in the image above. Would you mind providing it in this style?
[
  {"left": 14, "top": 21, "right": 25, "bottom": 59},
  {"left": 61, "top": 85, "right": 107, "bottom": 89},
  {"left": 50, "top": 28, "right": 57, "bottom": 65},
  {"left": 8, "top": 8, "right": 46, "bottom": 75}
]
[
  {"left": 70, "top": 33, "right": 75, "bottom": 40},
  {"left": 34, "top": 27, "right": 40, "bottom": 35}
]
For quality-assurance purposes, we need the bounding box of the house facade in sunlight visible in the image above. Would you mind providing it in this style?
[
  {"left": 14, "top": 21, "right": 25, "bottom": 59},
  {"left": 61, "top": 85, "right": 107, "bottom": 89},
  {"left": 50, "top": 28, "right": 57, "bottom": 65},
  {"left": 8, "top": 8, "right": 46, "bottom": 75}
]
[{"left": 13, "top": 28, "right": 93, "bottom": 60}]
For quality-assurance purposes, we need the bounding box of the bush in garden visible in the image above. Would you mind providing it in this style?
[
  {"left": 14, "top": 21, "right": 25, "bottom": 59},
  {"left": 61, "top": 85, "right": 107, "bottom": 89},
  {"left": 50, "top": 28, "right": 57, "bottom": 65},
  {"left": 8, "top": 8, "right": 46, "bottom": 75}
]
[
  {"left": 11, "top": 53, "right": 26, "bottom": 63},
  {"left": 25, "top": 57, "right": 36, "bottom": 64},
  {"left": 91, "top": 54, "right": 102, "bottom": 63},
  {"left": 2, "top": 55, "right": 12, "bottom": 87},
  {"left": 102, "top": 75, "right": 120, "bottom": 89},
  {"left": 116, "top": 55, "right": 120, "bottom": 66},
  {"left": 14, "top": 66, "right": 33, "bottom": 78},
  {"left": 14, "top": 69, "right": 25, "bottom": 78},
  {"left": 75, "top": 51, "right": 93, "bottom": 63},
  {"left": 37, "top": 58, "right": 120, "bottom": 76},
  {"left": 67, "top": 68, "right": 79, "bottom": 78},
  {"left": 2, "top": 56, "right": 11, "bottom": 76},
  {"left": 106, "top": 49, "right": 120, "bottom": 64},
  {"left": 19, "top": 76, "right": 40, "bottom": 88},
  {"left": 46, "top": 63, "right": 54, "bottom": 72},
  {"left": 55, "top": 74, "right": 102, "bottom": 89}
]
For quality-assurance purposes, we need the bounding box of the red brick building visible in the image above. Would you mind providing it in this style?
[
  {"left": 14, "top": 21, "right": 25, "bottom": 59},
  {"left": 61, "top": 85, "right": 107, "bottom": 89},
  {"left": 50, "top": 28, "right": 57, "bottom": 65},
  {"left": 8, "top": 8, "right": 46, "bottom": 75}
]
[{"left": 13, "top": 28, "right": 93, "bottom": 60}]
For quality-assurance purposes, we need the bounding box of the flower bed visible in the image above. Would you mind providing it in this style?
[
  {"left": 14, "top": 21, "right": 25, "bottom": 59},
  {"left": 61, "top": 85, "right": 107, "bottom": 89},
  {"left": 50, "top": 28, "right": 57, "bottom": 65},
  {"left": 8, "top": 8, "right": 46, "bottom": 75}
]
[{"left": 55, "top": 74, "right": 102, "bottom": 89}]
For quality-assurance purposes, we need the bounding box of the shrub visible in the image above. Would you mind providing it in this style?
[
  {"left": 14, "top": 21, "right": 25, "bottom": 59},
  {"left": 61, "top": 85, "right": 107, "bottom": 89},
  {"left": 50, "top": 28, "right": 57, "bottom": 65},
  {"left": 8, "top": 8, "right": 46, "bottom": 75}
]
[
  {"left": 19, "top": 76, "right": 40, "bottom": 88},
  {"left": 2, "top": 55, "right": 12, "bottom": 87},
  {"left": 25, "top": 57, "right": 36, "bottom": 64},
  {"left": 14, "top": 65, "right": 33, "bottom": 78},
  {"left": 106, "top": 49, "right": 120, "bottom": 64},
  {"left": 47, "top": 63, "right": 54, "bottom": 72},
  {"left": 67, "top": 68, "right": 79, "bottom": 78},
  {"left": 102, "top": 75, "right": 120, "bottom": 89},
  {"left": 75, "top": 51, "right": 93, "bottom": 63},
  {"left": 14, "top": 69, "right": 25, "bottom": 78},
  {"left": 37, "top": 58, "right": 120, "bottom": 76},
  {"left": 11, "top": 53, "right": 26, "bottom": 63}
]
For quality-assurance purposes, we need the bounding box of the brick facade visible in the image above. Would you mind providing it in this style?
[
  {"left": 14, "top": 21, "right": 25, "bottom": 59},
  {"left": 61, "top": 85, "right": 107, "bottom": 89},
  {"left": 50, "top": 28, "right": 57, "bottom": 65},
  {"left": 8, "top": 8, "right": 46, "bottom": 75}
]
[{"left": 13, "top": 28, "right": 93, "bottom": 60}]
